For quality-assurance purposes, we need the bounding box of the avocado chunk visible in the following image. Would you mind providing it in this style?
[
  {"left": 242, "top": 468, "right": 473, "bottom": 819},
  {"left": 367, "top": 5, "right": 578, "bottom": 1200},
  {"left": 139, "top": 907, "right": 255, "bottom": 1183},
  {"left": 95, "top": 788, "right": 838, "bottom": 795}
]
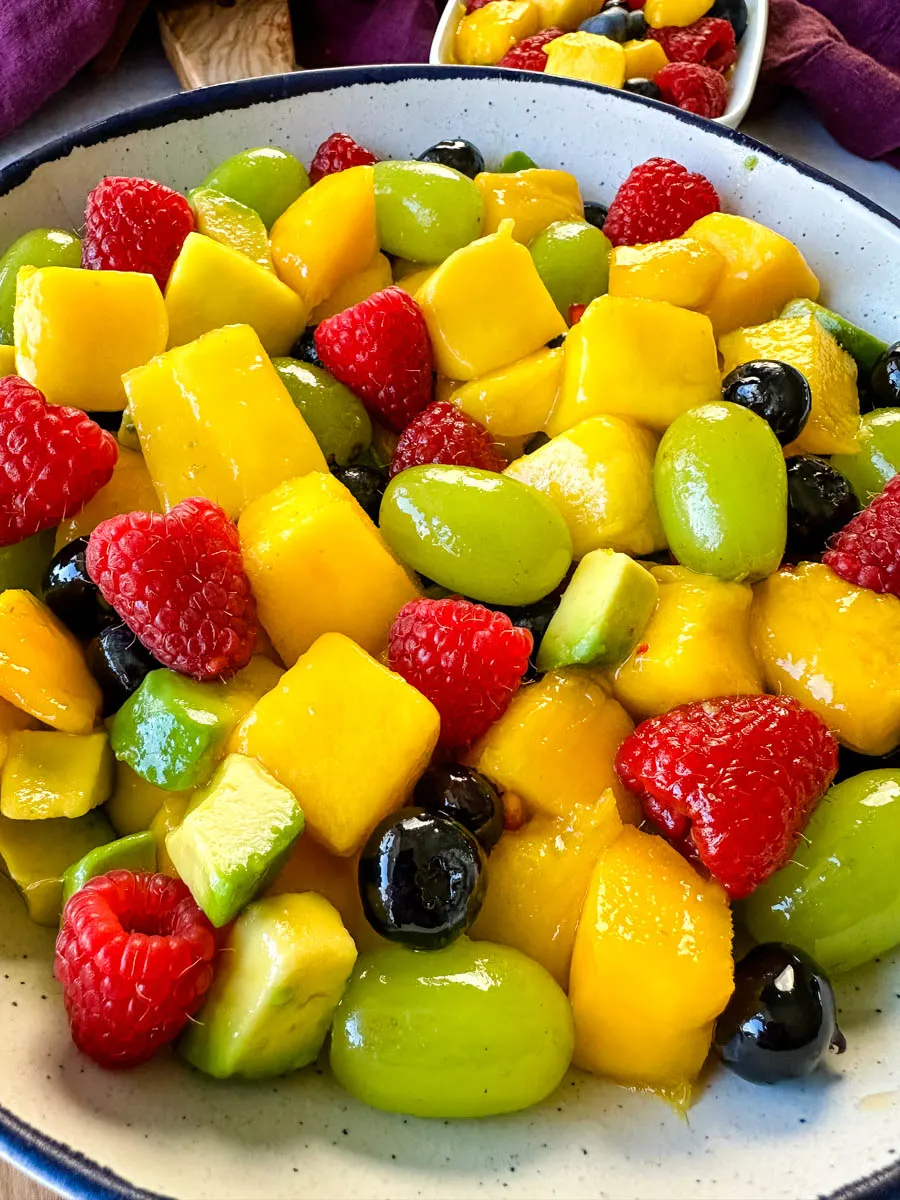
[
  {"left": 0, "top": 808, "right": 113, "bottom": 924},
  {"left": 105, "top": 763, "right": 179, "bottom": 836},
  {"left": 536, "top": 549, "right": 659, "bottom": 673},
  {"left": 0, "top": 529, "right": 55, "bottom": 594},
  {"left": 1, "top": 730, "right": 114, "bottom": 820},
  {"left": 781, "top": 299, "right": 888, "bottom": 376},
  {"left": 166, "top": 753, "right": 304, "bottom": 926},
  {"left": 150, "top": 793, "right": 192, "bottom": 876},
  {"left": 61, "top": 830, "right": 157, "bottom": 906},
  {"left": 180, "top": 891, "right": 357, "bottom": 1078}
]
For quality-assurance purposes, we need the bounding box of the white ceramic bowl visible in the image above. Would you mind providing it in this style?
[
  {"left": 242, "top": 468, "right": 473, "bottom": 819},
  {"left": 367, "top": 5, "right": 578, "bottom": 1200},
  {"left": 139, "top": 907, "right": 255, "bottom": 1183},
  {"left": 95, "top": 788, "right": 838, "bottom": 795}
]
[
  {"left": 430, "top": 0, "right": 769, "bottom": 128},
  {"left": 1, "top": 66, "right": 900, "bottom": 1200}
]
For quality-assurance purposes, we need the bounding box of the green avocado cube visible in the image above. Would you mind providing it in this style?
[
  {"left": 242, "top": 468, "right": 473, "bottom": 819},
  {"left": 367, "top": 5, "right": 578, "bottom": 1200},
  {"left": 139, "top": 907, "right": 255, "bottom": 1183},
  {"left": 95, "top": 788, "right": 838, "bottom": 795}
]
[
  {"left": 180, "top": 891, "right": 357, "bottom": 1078},
  {"left": 166, "top": 753, "right": 304, "bottom": 927},
  {"left": 781, "top": 299, "right": 888, "bottom": 376},
  {"left": 61, "top": 830, "right": 157, "bottom": 907},
  {"left": 1, "top": 730, "right": 114, "bottom": 820},
  {"left": 536, "top": 548, "right": 659, "bottom": 673},
  {"left": 0, "top": 528, "right": 55, "bottom": 594},
  {"left": 0, "top": 809, "right": 113, "bottom": 925}
]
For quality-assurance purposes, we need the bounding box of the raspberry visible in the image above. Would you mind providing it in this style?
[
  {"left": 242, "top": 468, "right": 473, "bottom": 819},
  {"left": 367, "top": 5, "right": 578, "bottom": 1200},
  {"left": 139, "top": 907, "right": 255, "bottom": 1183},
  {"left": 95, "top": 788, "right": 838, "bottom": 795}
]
[
  {"left": 389, "top": 402, "right": 505, "bottom": 478},
  {"left": 568, "top": 303, "right": 587, "bottom": 325},
  {"left": 602, "top": 156, "right": 720, "bottom": 247},
  {"left": 82, "top": 176, "right": 195, "bottom": 292},
  {"left": 315, "top": 286, "right": 434, "bottom": 433},
  {"left": 309, "top": 133, "right": 379, "bottom": 185},
  {"left": 615, "top": 695, "right": 838, "bottom": 899},
  {"left": 86, "top": 497, "right": 257, "bottom": 682},
  {"left": 824, "top": 475, "right": 900, "bottom": 596},
  {"left": 497, "top": 27, "right": 565, "bottom": 70},
  {"left": 55, "top": 871, "right": 217, "bottom": 1069},
  {"left": 0, "top": 376, "right": 117, "bottom": 547},
  {"left": 656, "top": 62, "right": 729, "bottom": 119},
  {"left": 466, "top": 0, "right": 498, "bottom": 10},
  {"left": 649, "top": 18, "right": 737, "bottom": 71},
  {"left": 389, "top": 598, "right": 532, "bottom": 748}
]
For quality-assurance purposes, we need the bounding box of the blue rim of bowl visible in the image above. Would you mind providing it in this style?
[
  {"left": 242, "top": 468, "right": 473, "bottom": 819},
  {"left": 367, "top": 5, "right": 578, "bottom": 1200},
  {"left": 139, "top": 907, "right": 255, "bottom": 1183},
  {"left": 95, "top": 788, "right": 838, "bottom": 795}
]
[{"left": 0, "top": 63, "right": 898, "bottom": 1200}]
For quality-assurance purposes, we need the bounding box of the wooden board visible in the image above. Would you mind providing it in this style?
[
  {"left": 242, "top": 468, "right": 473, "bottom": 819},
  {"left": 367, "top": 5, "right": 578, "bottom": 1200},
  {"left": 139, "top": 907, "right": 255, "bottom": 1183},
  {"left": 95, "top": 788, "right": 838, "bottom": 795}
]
[
  {"left": 157, "top": 0, "right": 295, "bottom": 90},
  {"left": 0, "top": 1160, "right": 55, "bottom": 1200}
]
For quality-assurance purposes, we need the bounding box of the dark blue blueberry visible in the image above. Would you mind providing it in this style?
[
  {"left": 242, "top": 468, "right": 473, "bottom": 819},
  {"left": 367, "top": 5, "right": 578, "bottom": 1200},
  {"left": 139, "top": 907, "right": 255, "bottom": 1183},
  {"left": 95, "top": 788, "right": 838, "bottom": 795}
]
[
  {"left": 583, "top": 200, "right": 609, "bottom": 230},
  {"left": 871, "top": 341, "right": 900, "bottom": 407},
  {"left": 333, "top": 464, "right": 387, "bottom": 522},
  {"left": 709, "top": 0, "right": 748, "bottom": 41},
  {"left": 579, "top": 8, "right": 630, "bottom": 41},
  {"left": 414, "top": 764, "right": 503, "bottom": 852},
  {"left": 417, "top": 139, "right": 485, "bottom": 179},
  {"left": 86, "top": 622, "right": 161, "bottom": 717},
  {"left": 625, "top": 10, "right": 648, "bottom": 37},
  {"left": 291, "top": 326, "right": 324, "bottom": 369},
  {"left": 624, "top": 77, "right": 661, "bottom": 99},
  {"left": 41, "top": 537, "right": 117, "bottom": 641}
]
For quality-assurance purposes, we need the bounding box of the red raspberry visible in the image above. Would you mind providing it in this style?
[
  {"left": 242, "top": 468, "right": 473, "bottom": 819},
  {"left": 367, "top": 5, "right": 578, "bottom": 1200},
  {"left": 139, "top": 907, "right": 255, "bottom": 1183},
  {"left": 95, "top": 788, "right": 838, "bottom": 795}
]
[
  {"left": 55, "top": 871, "right": 217, "bottom": 1069},
  {"left": 823, "top": 475, "right": 900, "bottom": 596},
  {"left": 315, "top": 286, "right": 434, "bottom": 433},
  {"left": 466, "top": 0, "right": 498, "bottom": 10},
  {"left": 497, "top": 27, "right": 565, "bottom": 71},
  {"left": 568, "top": 303, "right": 587, "bottom": 325},
  {"left": 389, "top": 598, "right": 532, "bottom": 748},
  {"left": 82, "top": 176, "right": 195, "bottom": 292},
  {"left": 656, "top": 62, "right": 729, "bottom": 118},
  {"left": 309, "top": 133, "right": 379, "bottom": 185},
  {"left": 0, "top": 376, "right": 117, "bottom": 547},
  {"left": 86, "top": 497, "right": 257, "bottom": 682},
  {"left": 389, "top": 402, "right": 505, "bottom": 478},
  {"left": 649, "top": 18, "right": 737, "bottom": 72},
  {"left": 615, "top": 695, "right": 838, "bottom": 900},
  {"left": 602, "top": 156, "right": 720, "bottom": 247}
]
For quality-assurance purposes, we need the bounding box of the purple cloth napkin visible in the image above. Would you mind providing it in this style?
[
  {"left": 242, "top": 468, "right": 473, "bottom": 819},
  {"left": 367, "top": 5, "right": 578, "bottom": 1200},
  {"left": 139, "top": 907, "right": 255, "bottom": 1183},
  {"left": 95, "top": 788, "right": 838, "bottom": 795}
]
[{"left": 292, "top": 0, "right": 440, "bottom": 67}]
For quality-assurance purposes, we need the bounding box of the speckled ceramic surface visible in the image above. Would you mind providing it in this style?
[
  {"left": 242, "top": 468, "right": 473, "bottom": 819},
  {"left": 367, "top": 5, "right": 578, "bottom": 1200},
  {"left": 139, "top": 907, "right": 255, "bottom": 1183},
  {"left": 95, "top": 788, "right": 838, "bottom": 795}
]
[{"left": 1, "top": 67, "right": 900, "bottom": 1200}]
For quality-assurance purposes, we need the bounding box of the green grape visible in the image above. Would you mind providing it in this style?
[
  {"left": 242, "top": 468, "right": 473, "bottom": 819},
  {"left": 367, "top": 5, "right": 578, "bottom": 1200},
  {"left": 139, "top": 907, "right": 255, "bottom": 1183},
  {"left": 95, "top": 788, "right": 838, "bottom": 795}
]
[
  {"left": 529, "top": 219, "right": 611, "bottom": 317},
  {"left": 831, "top": 408, "right": 900, "bottom": 505},
  {"left": 201, "top": 147, "right": 310, "bottom": 230},
  {"left": 271, "top": 357, "right": 372, "bottom": 466},
  {"left": 654, "top": 402, "right": 787, "bottom": 582},
  {"left": 330, "top": 938, "right": 573, "bottom": 1118},
  {"left": 0, "top": 529, "right": 56, "bottom": 594},
  {"left": 743, "top": 770, "right": 900, "bottom": 974},
  {"left": 379, "top": 465, "right": 572, "bottom": 605},
  {"left": 0, "top": 229, "right": 81, "bottom": 345},
  {"left": 373, "top": 161, "right": 484, "bottom": 263},
  {"left": 498, "top": 151, "right": 539, "bottom": 172}
]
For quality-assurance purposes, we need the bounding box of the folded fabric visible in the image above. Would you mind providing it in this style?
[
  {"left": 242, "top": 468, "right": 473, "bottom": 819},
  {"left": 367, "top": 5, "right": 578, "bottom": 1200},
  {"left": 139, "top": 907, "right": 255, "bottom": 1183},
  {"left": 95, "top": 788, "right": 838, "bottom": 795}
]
[
  {"left": 292, "top": 0, "right": 441, "bottom": 67},
  {"left": 759, "top": 0, "right": 900, "bottom": 168}
]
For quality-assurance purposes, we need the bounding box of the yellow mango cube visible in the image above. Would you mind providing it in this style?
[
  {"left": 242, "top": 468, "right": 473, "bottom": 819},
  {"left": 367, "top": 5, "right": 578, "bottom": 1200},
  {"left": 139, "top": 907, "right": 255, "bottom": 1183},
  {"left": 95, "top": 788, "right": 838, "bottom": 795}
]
[
  {"left": 0, "top": 346, "right": 16, "bottom": 374},
  {"left": 468, "top": 669, "right": 638, "bottom": 822},
  {"left": 0, "top": 591, "right": 100, "bottom": 734},
  {"left": 239, "top": 472, "right": 419, "bottom": 665},
  {"left": 417, "top": 221, "right": 566, "bottom": 380},
  {"left": 720, "top": 314, "right": 860, "bottom": 455},
  {"left": 623, "top": 37, "right": 669, "bottom": 78},
  {"left": 105, "top": 762, "right": 179, "bottom": 836},
  {"left": 454, "top": 0, "right": 541, "bottom": 64},
  {"left": 14, "top": 266, "right": 167, "bottom": 411},
  {"left": 609, "top": 237, "right": 722, "bottom": 309},
  {"left": 2, "top": 730, "right": 113, "bottom": 820},
  {"left": 54, "top": 448, "right": 160, "bottom": 552},
  {"left": 472, "top": 795, "right": 624, "bottom": 987},
  {"left": 310, "top": 252, "right": 393, "bottom": 323},
  {"left": 230, "top": 633, "right": 440, "bottom": 856},
  {"left": 645, "top": 0, "right": 713, "bottom": 27},
  {"left": 165, "top": 233, "right": 307, "bottom": 355},
  {"left": 686, "top": 212, "right": 820, "bottom": 337},
  {"left": 548, "top": 294, "right": 720, "bottom": 435},
  {"left": 270, "top": 165, "right": 377, "bottom": 310},
  {"left": 151, "top": 793, "right": 192, "bottom": 877},
  {"left": 537, "top": 0, "right": 604, "bottom": 28},
  {"left": 393, "top": 265, "right": 437, "bottom": 297},
  {"left": 752, "top": 563, "right": 900, "bottom": 757},
  {"left": 125, "top": 324, "right": 327, "bottom": 518},
  {"left": 474, "top": 170, "right": 584, "bottom": 244},
  {"left": 544, "top": 33, "right": 627, "bottom": 88},
  {"left": 505, "top": 416, "right": 666, "bottom": 558},
  {"left": 449, "top": 346, "right": 562, "bottom": 436},
  {"left": 570, "top": 825, "right": 733, "bottom": 1090},
  {"left": 267, "top": 833, "right": 380, "bottom": 950},
  {"left": 0, "top": 697, "right": 41, "bottom": 771},
  {"left": 612, "top": 565, "right": 763, "bottom": 721}
]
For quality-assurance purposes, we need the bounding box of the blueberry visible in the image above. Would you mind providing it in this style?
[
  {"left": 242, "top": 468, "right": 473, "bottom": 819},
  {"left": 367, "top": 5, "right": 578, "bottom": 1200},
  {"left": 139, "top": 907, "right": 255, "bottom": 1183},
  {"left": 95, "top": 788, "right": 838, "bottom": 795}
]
[
  {"left": 359, "top": 808, "right": 486, "bottom": 948},
  {"left": 332, "top": 464, "right": 387, "bottom": 522},
  {"left": 714, "top": 943, "right": 846, "bottom": 1084},
  {"left": 624, "top": 77, "right": 661, "bottom": 99},
  {"left": 86, "top": 622, "right": 161, "bottom": 717},
  {"left": 602, "top": 0, "right": 630, "bottom": 8},
  {"left": 583, "top": 200, "right": 609, "bottom": 230},
  {"left": 494, "top": 593, "right": 560, "bottom": 680},
  {"left": 836, "top": 743, "right": 900, "bottom": 784},
  {"left": 41, "top": 537, "right": 117, "bottom": 641},
  {"left": 722, "top": 359, "right": 812, "bottom": 446},
  {"left": 625, "top": 10, "right": 648, "bottom": 37},
  {"left": 871, "top": 341, "right": 900, "bottom": 408},
  {"left": 579, "top": 9, "right": 630, "bottom": 41},
  {"left": 709, "top": 0, "right": 748, "bottom": 41},
  {"left": 414, "top": 763, "right": 504, "bottom": 852},
  {"left": 85, "top": 411, "right": 123, "bottom": 432},
  {"left": 291, "top": 326, "right": 324, "bottom": 369},
  {"left": 785, "top": 456, "right": 858, "bottom": 558},
  {"left": 417, "top": 139, "right": 485, "bottom": 180}
]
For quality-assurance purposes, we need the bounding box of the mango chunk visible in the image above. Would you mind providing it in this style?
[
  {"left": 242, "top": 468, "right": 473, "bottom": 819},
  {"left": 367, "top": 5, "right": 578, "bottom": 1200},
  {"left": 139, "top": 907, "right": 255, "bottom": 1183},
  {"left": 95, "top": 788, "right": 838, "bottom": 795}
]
[
  {"left": 105, "top": 762, "right": 178, "bottom": 835},
  {"left": 623, "top": 37, "right": 669, "bottom": 77},
  {"left": 548, "top": 295, "right": 720, "bottom": 435},
  {"left": 536, "top": 0, "right": 604, "bottom": 28},
  {"left": 230, "top": 633, "right": 440, "bottom": 856},
  {"left": 0, "top": 808, "right": 113, "bottom": 925},
  {"left": 267, "top": 833, "right": 378, "bottom": 949},
  {"left": 151, "top": 794, "right": 192, "bottom": 877},
  {"left": 54, "top": 448, "right": 160, "bottom": 552},
  {"left": 1, "top": 730, "right": 113, "bottom": 819},
  {"left": 0, "top": 697, "right": 41, "bottom": 770},
  {"left": 310, "top": 252, "right": 393, "bottom": 324},
  {"left": 504, "top": 415, "right": 665, "bottom": 558},
  {"left": 613, "top": 564, "right": 763, "bottom": 721},
  {"left": 609, "top": 238, "right": 722, "bottom": 309},
  {"left": 0, "top": 345, "right": 16, "bottom": 374},
  {"left": 544, "top": 33, "right": 627, "bottom": 87},
  {"left": 474, "top": 170, "right": 583, "bottom": 245},
  {"left": 454, "top": 1, "right": 541, "bottom": 64},
  {"left": 0, "top": 591, "right": 100, "bottom": 734},
  {"left": 188, "top": 186, "right": 274, "bottom": 271},
  {"left": 685, "top": 212, "right": 820, "bottom": 337},
  {"left": 125, "top": 324, "right": 327, "bottom": 518},
  {"left": 720, "top": 313, "right": 860, "bottom": 456},
  {"left": 270, "top": 166, "right": 377, "bottom": 310},
  {"left": 393, "top": 265, "right": 437, "bottom": 297},
  {"left": 14, "top": 266, "right": 167, "bottom": 411},
  {"left": 569, "top": 825, "right": 733, "bottom": 1091},
  {"left": 417, "top": 222, "right": 566, "bottom": 380},
  {"left": 449, "top": 347, "right": 562, "bottom": 436},
  {"left": 645, "top": 0, "right": 713, "bottom": 26},
  {"left": 239, "top": 472, "right": 419, "bottom": 666},
  {"left": 165, "top": 233, "right": 307, "bottom": 355}
]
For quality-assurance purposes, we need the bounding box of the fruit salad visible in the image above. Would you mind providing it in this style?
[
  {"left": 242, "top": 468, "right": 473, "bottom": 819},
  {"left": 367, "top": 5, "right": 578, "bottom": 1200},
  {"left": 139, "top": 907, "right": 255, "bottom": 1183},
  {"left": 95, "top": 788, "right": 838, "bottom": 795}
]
[
  {"left": 0, "top": 129, "right": 899, "bottom": 1121},
  {"left": 451, "top": 0, "right": 747, "bottom": 120}
]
